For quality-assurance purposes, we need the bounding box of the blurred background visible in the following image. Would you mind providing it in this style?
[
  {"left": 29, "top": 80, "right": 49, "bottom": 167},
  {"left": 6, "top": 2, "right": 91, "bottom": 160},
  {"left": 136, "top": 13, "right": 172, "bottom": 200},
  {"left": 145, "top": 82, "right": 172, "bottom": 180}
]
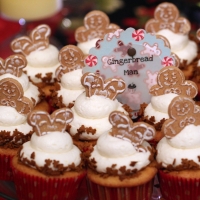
[{"left": 0, "top": 0, "right": 199, "bottom": 58}]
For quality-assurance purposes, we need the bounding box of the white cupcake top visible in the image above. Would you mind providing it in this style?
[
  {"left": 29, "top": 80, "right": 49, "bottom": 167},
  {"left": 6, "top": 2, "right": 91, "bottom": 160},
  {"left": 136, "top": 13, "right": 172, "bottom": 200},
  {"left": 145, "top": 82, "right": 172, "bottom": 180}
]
[
  {"left": 19, "top": 108, "right": 83, "bottom": 175},
  {"left": 88, "top": 111, "right": 155, "bottom": 177},
  {"left": 157, "top": 96, "right": 200, "bottom": 170}
]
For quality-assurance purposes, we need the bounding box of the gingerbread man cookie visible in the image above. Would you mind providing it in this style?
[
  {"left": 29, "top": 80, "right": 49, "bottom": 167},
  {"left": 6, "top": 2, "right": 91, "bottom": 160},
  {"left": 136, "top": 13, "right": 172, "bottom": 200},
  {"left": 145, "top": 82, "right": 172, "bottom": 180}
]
[
  {"left": 28, "top": 108, "right": 73, "bottom": 136},
  {"left": 11, "top": 24, "right": 51, "bottom": 56},
  {"left": 145, "top": 2, "right": 191, "bottom": 34},
  {"left": 75, "top": 10, "right": 120, "bottom": 43},
  {"left": 55, "top": 45, "right": 85, "bottom": 81},
  {"left": 162, "top": 95, "right": 200, "bottom": 138},
  {"left": 0, "top": 78, "right": 33, "bottom": 114},
  {"left": 149, "top": 66, "right": 198, "bottom": 98},
  {"left": 109, "top": 111, "right": 155, "bottom": 152},
  {"left": 0, "top": 54, "right": 27, "bottom": 77},
  {"left": 81, "top": 72, "right": 126, "bottom": 100}
]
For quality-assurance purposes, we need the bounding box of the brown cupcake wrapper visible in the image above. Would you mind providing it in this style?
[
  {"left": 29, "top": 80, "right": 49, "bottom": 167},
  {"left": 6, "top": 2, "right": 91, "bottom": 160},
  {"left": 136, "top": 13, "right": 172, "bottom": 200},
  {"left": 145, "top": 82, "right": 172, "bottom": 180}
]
[
  {"left": 86, "top": 176, "right": 154, "bottom": 200},
  {"left": 11, "top": 165, "right": 86, "bottom": 200},
  {"left": 158, "top": 169, "right": 200, "bottom": 200}
]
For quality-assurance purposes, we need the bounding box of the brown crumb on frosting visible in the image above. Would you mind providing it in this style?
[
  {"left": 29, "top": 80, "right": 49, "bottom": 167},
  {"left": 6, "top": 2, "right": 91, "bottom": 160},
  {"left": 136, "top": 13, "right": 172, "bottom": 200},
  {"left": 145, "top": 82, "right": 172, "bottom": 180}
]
[
  {"left": 18, "top": 148, "right": 85, "bottom": 176},
  {"left": 0, "top": 129, "right": 33, "bottom": 149},
  {"left": 73, "top": 125, "right": 96, "bottom": 140}
]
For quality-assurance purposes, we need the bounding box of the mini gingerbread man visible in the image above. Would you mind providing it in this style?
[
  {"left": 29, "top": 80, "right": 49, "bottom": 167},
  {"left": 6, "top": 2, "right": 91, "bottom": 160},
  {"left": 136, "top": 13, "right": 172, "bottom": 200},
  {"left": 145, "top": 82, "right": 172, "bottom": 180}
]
[
  {"left": 0, "top": 54, "right": 27, "bottom": 77},
  {"left": 75, "top": 10, "right": 120, "bottom": 43},
  {"left": 162, "top": 95, "right": 200, "bottom": 138},
  {"left": 55, "top": 45, "right": 85, "bottom": 81},
  {"left": 149, "top": 66, "right": 198, "bottom": 98},
  {"left": 11, "top": 24, "right": 51, "bottom": 56},
  {"left": 81, "top": 72, "right": 126, "bottom": 100},
  {"left": 109, "top": 111, "right": 155, "bottom": 152},
  {"left": 145, "top": 2, "right": 191, "bottom": 34}
]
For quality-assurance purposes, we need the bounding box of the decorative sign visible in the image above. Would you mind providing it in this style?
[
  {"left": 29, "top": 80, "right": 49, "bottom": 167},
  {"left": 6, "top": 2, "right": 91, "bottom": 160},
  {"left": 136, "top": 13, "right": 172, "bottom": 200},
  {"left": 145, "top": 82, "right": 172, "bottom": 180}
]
[{"left": 83, "top": 28, "right": 175, "bottom": 117}]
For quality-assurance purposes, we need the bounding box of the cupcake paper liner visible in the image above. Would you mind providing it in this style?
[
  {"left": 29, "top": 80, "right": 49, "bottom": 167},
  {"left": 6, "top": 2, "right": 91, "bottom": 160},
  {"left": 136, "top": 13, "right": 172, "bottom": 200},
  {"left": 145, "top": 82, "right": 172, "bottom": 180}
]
[
  {"left": 86, "top": 177, "right": 154, "bottom": 200},
  {"left": 158, "top": 170, "right": 200, "bottom": 200},
  {"left": 0, "top": 154, "right": 14, "bottom": 181},
  {"left": 11, "top": 166, "right": 86, "bottom": 200}
]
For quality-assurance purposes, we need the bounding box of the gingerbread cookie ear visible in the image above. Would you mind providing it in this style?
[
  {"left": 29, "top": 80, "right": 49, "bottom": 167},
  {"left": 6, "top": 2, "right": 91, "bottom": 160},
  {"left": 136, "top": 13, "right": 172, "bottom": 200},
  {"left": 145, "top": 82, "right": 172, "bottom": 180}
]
[
  {"left": 81, "top": 72, "right": 126, "bottom": 100},
  {"left": 28, "top": 108, "right": 73, "bottom": 136},
  {"left": 75, "top": 10, "right": 120, "bottom": 43},
  {"left": 0, "top": 78, "right": 33, "bottom": 114},
  {"left": 149, "top": 66, "right": 198, "bottom": 98},
  {"left": 55, "top": 45, "right": 85, "bottom": 81},
  {"left": 109, "top": 111, "right": 155, "bottom": 152},
  {"left": 162, "top": 95, "right": 200, "bottom": 138},
  {"left": 11, "top": 24, "right": 51, "bottom": 56},
  {"left": 0, "top": 54, "right": 27, "bottom": 77},
  {"left": 145, "top": 2, "right": 191, "bottom": 34}
]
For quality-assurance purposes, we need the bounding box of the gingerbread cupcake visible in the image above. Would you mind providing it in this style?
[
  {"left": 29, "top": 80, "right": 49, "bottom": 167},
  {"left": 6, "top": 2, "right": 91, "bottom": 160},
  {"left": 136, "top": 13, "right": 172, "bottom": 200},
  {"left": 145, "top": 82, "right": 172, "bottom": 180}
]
[
  {"left": 138, "top": 66, "right": 198, "bottom": 144},
  {"left": 68, "top": 72, "right": 131, "bottom": 153},
  {"left": 157, "top": 95, "right": 200, "bottom": 200},
  {"left": 0, "top": 78, "right": 33, "bottom": 180},
  {"left": 87, "top": 111, "right": 157, "bottom": 200},
  {"left": 11, "top": 107, "right": 86, "bottom": 200},
  {"left": 75, "top": 10, "right": 120, "bottom": 55},
  {"left": 145, "top": 2, "right": 198, "bottom": 79},
  {"left": 10, "top": 24, "right": 60, "bottom": 98},
  {"left": 51, "top": 45, "right": 85, "bottom": 109}
]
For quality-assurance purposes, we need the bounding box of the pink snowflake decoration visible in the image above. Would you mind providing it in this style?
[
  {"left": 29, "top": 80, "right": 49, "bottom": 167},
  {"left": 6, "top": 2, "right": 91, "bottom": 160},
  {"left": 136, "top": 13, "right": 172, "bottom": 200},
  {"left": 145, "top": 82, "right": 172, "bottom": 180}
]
[
  {"left": 132, "top": 29, "right": 145, "bottom": 41},
  {"left": 161, "top": 56, "right": 174, "bottom": 67},
  {"left": 85, "top": 55, "right": 98, "bottom": 67}
]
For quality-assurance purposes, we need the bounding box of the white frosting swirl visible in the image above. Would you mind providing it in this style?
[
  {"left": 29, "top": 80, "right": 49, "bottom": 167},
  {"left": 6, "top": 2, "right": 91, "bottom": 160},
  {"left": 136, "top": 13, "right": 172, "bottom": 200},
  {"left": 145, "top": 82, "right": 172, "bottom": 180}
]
[
  {"left": 144, "top": 93, "right": 178, "bottom": 123},
  {"left": 69, "top": 92, "right": 128, "bottom": 140},
  {"left": 156, "top": 124, "right": 200, "bottom": 168},
  {"left": 0, "top": 106, "right": 32, "bottom": 135},
  {"left": 89, "top": 131, "right": 152, "bottom": 174},
  {"left": 77, "top": 38, "right": 100, "bottom": 55},
  {"left": 157, "top": 29, "right": 198, "bottom": 64},
  {"left": 25, "top": 45, "right": 59, "bottom": 83},
  {"left": 57, "top": 69, "right": 84, "bottom": 106},
  {"left": 0, "top": 73, "right": 40, "bottom": 104},
  {"left": 20, "top": 131, "right": 82, "bottom": 170}
]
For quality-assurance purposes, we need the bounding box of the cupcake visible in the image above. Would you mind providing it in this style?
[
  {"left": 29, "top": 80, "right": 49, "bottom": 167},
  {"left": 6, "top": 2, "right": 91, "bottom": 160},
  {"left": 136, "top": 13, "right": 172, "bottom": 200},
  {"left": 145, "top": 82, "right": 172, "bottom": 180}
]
[
  {"left": 75, "top": 10, "right": 120, "bottom": 55},
  {"left": 156, "top": 95, "right": 200, "bottom": 200},
  {"left": 0, "top": 77, "right": 33, "bottom": 180},
  {"left": 0, "top": 54, "right": 40, "bottom": 106},
  {"left": 87, "top": 111, "right": 157, "bottom": 200},
  {"left": 68, "top": 72, "right": 131, "bottom": 153},
  {"left": 138, "top": 66, "right": 198, "bottom": 144},
  {"left": 10, "top": 24, "right": 60, "bottom": 98},
  {"left": 145, "top": 2, "right": 198, "bottom": 79},
  {"left": 11, "top": 107, "right": 86, "bottom": 200},
  {"left": 51, "top": 45, "right": 85, "bottom": 109}
]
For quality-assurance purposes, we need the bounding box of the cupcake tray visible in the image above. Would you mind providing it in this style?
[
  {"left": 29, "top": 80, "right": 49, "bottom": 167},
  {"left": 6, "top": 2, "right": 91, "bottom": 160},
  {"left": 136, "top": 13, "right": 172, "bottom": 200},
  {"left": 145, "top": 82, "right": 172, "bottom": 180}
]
[{"left": 0, "top": 176, "right": 162, "bottom": 200}]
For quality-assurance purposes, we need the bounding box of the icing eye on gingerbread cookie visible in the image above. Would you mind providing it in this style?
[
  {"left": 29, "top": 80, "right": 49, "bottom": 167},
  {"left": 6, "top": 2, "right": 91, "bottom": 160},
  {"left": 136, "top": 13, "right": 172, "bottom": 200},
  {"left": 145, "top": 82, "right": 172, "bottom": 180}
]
[
  {"left": 149, "top": 66, "right": 198, "bottom": 98},
  {"left": 10, "top": 24, "right": 51, "bottom": 56},
  {"left": 0, "top": 54, "right": 27, "bottom": 77},
  {"left": 109, "top": 111, "right": 155, "bottom": 152},
  {"left": 28, "top": 108, "right": 73, "bottom": 136},
  {"left": 0, "top": 78, "right": 33, "bottom": 114},
  {"left": 162, "top": 95, "right": 200, "bottom": 138},
  {"left": 75, "top": 10, "right": 120, "bottom": 43},
  {"left": 81, "top": 72, "right": 126, "bottom": 100},
  {"left": 145, "top": 2, "right": 191, "bottom": 34},
  {"left": 55, "top": 45, "right": 85, "bottom": 81}
]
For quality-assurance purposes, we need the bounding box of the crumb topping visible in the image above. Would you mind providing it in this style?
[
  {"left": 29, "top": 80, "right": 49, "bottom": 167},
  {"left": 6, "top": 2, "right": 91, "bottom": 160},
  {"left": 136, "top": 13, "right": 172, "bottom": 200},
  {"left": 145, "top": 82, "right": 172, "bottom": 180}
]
[{"left": 0, "top": 129, "right": 33, "bottom": 149}]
